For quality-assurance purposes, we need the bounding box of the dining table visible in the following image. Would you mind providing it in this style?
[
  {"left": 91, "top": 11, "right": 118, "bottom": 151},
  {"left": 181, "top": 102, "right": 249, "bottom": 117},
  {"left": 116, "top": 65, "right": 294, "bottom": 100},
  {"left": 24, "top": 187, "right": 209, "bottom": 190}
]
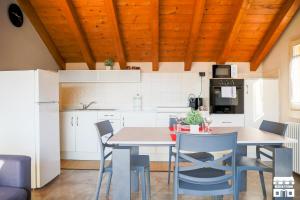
[{"left": 108, "top": 127, "right": 296, "bottom": 200}]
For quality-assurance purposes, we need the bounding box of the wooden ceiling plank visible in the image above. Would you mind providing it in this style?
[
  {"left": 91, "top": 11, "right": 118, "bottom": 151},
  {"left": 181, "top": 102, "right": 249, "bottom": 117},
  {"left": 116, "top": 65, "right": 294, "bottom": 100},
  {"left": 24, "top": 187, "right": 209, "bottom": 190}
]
[
  {"left": 184, "top": 0, "right": 206, "bottom": 71},
  {"left": 217, "top": 0, "right": 250, "bottom": 64},
  {"left": 59, "top": 0, "right": 96, "bottom": 70},
  {"left": 250, "top": 0, "right": 300, "bottom": 71},
  {"left": 104, "top": 0, "right": 127, "bottom": 69},
  {"left": 17, "top": 0, "right": 65, "bottom": 69},
  {"left": 151, "top": 0, "right": 159, "bottom": 71}
]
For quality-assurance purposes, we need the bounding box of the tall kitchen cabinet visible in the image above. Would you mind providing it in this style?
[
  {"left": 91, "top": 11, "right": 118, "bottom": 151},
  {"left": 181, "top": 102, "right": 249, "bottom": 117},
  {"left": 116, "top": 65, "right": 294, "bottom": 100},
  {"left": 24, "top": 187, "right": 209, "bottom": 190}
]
[
  {"left": 244, "top": 78, "right": 279, "bottom": 157},
  {"left": 60, "top": 111, "right": 99, "bottom": 160}
]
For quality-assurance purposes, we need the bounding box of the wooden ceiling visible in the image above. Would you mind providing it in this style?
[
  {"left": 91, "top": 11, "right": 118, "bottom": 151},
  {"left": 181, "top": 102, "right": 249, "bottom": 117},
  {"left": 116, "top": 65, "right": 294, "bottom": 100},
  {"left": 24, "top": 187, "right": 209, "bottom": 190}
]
[{"left": 17, "top": 0, "right": 300, "bottom": 71}]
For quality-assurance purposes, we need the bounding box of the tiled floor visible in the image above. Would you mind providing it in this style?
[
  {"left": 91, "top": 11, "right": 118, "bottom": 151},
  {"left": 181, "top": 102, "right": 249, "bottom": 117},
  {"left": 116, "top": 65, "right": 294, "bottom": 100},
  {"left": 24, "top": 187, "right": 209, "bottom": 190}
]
[{"left": 32, "top": 170, "right": 300, "bottom": 200}]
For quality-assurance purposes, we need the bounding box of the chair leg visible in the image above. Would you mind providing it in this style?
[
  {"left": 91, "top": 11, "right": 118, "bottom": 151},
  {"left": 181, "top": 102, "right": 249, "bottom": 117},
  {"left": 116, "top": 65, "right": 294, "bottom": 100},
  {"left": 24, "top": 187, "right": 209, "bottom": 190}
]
[
  {"left": 234, "top": 170, "right": 239, "bottom": 200},
  {"left": 168, "top": 146, "right": 172, "bottom": 185},
  {"left": 95, "top": 164, "right": 104, "bottom": 200},
  {"left": 105, "top": 172, "right": 112, "bottom": 198},
  {"left": 173, "top": 168, "right": 178, "bottom": 200},
  {"left": 259, "top": 171, "right": 267, "bottom": 199},
  {"left": 146, "top": 168, "right": 151, "bottom": 200},
  {"left": 140, "top": 168, "right": 146, "bottom": 200}
]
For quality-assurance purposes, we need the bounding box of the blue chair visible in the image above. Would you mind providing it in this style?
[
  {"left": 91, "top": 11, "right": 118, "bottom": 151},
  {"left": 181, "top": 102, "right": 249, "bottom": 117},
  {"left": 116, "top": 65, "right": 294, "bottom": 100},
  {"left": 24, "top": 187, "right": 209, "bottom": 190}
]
[
  {"left": 167, "top": 117, "right": 214, "bottom": 184},
  {"left": 173, "top": 132, "right": 238, "bottom": 200},
  {"left": 0, "top": 155, "right": 31, "bottom": 200},
  {"left": 95, "top": 120, "right": 151, "bottom": 200},
  {"left": 236, "top": 120, "right": 288, "bottom": 199}
]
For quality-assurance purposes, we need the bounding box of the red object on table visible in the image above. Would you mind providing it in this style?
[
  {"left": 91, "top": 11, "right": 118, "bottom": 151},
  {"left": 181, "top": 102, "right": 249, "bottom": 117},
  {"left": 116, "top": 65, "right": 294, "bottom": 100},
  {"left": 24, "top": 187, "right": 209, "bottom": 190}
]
[
  {"left": 169, "top": 125, "right": 213, "bottom": 141},
  {"left": 170, "top": 134, "right": 176, "bottom": 141}
]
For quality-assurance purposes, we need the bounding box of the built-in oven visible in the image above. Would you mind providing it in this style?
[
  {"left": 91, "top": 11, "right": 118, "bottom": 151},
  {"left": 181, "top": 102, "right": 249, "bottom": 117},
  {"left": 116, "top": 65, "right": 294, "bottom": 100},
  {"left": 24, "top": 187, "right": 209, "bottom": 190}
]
[{"left": 209, "top": 79, "right": 244, "bottom": 114}]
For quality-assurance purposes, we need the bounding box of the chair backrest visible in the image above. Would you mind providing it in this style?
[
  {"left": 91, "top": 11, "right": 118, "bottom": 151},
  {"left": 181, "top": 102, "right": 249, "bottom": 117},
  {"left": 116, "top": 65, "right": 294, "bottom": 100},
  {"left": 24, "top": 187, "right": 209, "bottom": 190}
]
[
  {"left": 95, "top": 120, "right": 114, "bottom": 161},
  {"left": 259, "top": 120, "right": 287, "bottom": 136},
  {"left": 175, "top": 132, "right": 237, "bottom": 190},
  {"left": 169, "top": 116, "right": 177, "bottom": 128}
]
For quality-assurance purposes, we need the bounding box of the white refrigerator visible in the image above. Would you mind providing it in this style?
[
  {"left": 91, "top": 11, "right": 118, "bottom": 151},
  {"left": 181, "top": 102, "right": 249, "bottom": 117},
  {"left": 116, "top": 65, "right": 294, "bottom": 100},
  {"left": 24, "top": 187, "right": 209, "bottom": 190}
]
[{"left": 0, "top": 69, "right": 60, "bottom": 188}]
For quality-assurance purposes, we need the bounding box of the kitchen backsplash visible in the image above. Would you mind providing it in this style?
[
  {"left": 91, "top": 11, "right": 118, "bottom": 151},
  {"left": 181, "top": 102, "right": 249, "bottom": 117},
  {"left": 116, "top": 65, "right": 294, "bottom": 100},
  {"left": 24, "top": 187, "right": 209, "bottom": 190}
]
[
  {"left": 60, "top": 62, "right": 263, "bottom": 110},
  {"left": 60, "top": 72, "right": 209, "bottom": 110}
]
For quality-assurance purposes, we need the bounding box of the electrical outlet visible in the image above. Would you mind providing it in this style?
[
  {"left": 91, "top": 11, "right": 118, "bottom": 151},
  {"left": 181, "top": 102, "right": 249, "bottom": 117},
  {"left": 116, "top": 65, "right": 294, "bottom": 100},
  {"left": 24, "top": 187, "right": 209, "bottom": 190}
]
[{"left": 199, "top": 72, "right": 205, "bottom": 77}]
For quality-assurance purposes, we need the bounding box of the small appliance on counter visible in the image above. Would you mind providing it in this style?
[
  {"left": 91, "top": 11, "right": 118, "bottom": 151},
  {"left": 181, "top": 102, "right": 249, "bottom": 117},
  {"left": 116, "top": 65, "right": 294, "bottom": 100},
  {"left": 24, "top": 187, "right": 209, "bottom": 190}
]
[
  {"left": 212, "top": 64, "right": 237, "bottom": 78},
  {"left": 188, "top": 94, "right": 203, "bottom": 110}
]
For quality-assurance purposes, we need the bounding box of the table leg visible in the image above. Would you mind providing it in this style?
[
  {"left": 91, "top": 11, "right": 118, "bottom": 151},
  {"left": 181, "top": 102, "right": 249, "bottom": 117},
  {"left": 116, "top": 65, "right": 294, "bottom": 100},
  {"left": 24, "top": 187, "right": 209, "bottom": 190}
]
[
  {"left": 237, "top": 145, "right": 247, "bottom": 192},
  {"left": 131, "top": 146, "right": 139, "bottom": 192},
  {"left": 273, "top": 147, "right": 293, "bottom": 200},
  {"left": 112, "top": 147, "right": 131, "bottom": 200}
]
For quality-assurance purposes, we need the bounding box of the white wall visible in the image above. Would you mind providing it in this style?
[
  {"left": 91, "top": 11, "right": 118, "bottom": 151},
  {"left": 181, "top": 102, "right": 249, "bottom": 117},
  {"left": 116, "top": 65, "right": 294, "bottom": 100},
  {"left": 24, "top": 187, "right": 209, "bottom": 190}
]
[
  {"left": 262, "top": 10, "right": 300, "bottom": 121},
  {"left": 61, "top": 62, "right": 262, "bottom": 110},
  {"left": 0, "top": 0, "right": 58, "bottom": 71}
]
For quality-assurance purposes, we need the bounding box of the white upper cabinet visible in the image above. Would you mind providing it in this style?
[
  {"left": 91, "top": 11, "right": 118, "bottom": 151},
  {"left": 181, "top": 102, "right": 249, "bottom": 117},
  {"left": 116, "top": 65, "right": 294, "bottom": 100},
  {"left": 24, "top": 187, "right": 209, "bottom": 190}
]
[{"left": 59, "top": 70, "right": 140, "bottom": 83}]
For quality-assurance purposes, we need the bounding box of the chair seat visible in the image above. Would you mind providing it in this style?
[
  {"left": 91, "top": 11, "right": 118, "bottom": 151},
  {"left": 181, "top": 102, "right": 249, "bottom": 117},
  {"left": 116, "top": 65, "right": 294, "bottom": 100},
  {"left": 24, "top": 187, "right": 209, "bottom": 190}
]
[
  {"left": 178, "top": 168, "right": 231, "bottom": 196},
  {"left": 105, "top": 154, "right": 150, "bottom": 171},
  {"left": 237, "top": 156, "right": 272, "bottom": 172},
  {"left": 0, "top": 187, "right": 27, "bottom": 200},
  {"left": 180, "top": 168, "right": 225, "bottom": 179},
  {"left": 173, "top": 151, "right": 214, "bottom": 162}
]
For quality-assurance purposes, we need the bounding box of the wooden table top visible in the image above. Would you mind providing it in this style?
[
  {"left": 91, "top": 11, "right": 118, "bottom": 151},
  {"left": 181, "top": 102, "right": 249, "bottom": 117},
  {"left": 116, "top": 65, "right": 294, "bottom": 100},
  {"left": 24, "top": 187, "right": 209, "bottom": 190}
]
[{"left": 108, "top": 127, "right": 297, "bottom": 146}]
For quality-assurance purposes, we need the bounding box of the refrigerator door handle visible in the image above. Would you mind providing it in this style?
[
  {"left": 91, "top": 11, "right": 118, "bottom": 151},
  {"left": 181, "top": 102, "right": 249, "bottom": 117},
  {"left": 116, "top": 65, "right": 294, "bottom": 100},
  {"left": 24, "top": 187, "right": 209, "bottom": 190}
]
[{"left": 71, "top": 117, "right": 73, "bottom": 126}]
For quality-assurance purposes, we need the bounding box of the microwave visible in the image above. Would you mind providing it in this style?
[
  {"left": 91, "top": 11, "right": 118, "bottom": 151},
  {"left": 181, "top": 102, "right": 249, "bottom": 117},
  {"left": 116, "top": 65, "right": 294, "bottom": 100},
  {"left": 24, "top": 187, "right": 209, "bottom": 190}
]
[{"left": 212, "top": 64, "right": 237, "bottom": 78}]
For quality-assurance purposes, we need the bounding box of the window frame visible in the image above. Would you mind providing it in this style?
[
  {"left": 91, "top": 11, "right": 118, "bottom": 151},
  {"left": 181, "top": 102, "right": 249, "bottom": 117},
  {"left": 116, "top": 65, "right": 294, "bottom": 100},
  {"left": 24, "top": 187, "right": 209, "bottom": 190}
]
[{"left": 289, "top": 38, "right": 300, "bottom": 111}]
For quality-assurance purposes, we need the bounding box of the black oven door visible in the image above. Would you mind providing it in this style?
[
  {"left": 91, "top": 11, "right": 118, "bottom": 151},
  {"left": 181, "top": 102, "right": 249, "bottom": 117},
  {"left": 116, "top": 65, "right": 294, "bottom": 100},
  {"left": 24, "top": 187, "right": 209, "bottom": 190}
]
[{"left": 210, "top": 86, "right": 244, "bottom": 114}]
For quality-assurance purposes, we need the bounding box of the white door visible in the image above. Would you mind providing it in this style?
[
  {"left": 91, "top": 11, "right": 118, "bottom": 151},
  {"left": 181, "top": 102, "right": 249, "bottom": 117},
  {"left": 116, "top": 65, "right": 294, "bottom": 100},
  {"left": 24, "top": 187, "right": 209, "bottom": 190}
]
[
  {"left": 245, "top": 79, "right": 279, "bottom": 128},
  {"left": 60, "top": 112, "right": 76, "bottom": 152},
  {"left": 35, "top": 103, "right": 60, "bottom": 188},
  {"left": 75, "top": 112, "right": 98, "bottom": 152},
  {"left": 245, "top": 79, "right": 279, "bottom": 158}
]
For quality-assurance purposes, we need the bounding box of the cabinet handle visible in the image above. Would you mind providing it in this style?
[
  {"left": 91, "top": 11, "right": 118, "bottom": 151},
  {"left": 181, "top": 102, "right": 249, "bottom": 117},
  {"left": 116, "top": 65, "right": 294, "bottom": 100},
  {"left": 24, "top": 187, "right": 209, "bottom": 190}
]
[
  {"left": 76, "top": 117, "right": 79, "bottom": 126},
  {"left": 222, "top": 121, "right": 232, "bottom": 124},
  {"left": 71, "top": 117, "right": 73, "bottom": 126},
  {"left": 246, "top": 84, "right": 249, "bottom": 94},
  {"left": 104, "top": 114, "right": 114, "bottom": 117}
]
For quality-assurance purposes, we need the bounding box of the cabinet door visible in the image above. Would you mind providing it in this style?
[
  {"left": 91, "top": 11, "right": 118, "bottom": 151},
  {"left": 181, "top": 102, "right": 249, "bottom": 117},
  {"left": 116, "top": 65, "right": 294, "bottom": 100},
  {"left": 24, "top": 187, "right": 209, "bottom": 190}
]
[
  {"left": 60, "top": 112, "right": 76, "bottom": 152},
  {"left": 75, "top": 112, "right": 99, "bottom": 152},
  {"left": 210, "top": 114, "right": 245, "bottom": 127}
]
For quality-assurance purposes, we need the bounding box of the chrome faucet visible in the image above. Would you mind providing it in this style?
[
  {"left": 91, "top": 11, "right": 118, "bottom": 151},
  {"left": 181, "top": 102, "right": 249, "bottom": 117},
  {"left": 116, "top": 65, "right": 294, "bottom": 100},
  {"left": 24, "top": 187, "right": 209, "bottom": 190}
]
[{"left": 80, "top": 101, "right": 97, "bottom": 110}]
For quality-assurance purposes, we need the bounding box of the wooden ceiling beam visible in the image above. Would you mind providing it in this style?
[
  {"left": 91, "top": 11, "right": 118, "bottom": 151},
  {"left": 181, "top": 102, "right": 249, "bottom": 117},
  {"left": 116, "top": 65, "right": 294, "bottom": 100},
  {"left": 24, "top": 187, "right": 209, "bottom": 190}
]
[
  {"left": 104, "top": 0, "right": 127, "bottom": 69},
  {"left": 17, "top": 0, "right": 65, "bottom": 69},
  {"left": 250, "top": 0, "right": 300, "bottom": 71},
  {"left": 217, "top": 0, "right": 250, "bottom": 64},
  {"left": 59, "top": 0, "right": 95, "bottom": 70},
  {"left": 151, "top": 0, "right": 159, "bottom": 71},
  {"left": 184, "top": 0, "right": 206, "bottom": 71}
]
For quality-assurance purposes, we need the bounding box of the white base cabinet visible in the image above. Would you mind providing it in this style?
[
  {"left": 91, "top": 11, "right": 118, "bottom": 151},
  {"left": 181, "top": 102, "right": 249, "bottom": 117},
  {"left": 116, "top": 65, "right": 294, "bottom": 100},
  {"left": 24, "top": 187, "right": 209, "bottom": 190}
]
[
  {"left": 210, "top": 114, "right": 245, "bottom": 127},
  {"left": 60, "top": 111, "right": 99, "bottom": 160},
  {"left": 60, "top": 111, "right": 121, "bottom": 160}
]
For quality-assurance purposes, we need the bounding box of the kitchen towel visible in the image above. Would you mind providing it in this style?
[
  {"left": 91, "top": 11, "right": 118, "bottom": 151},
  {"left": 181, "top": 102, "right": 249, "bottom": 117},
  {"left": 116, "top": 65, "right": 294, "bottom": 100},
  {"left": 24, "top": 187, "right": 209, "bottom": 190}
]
[{"left": 221, "top": 86, "right": 237, "bottom": 98}]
